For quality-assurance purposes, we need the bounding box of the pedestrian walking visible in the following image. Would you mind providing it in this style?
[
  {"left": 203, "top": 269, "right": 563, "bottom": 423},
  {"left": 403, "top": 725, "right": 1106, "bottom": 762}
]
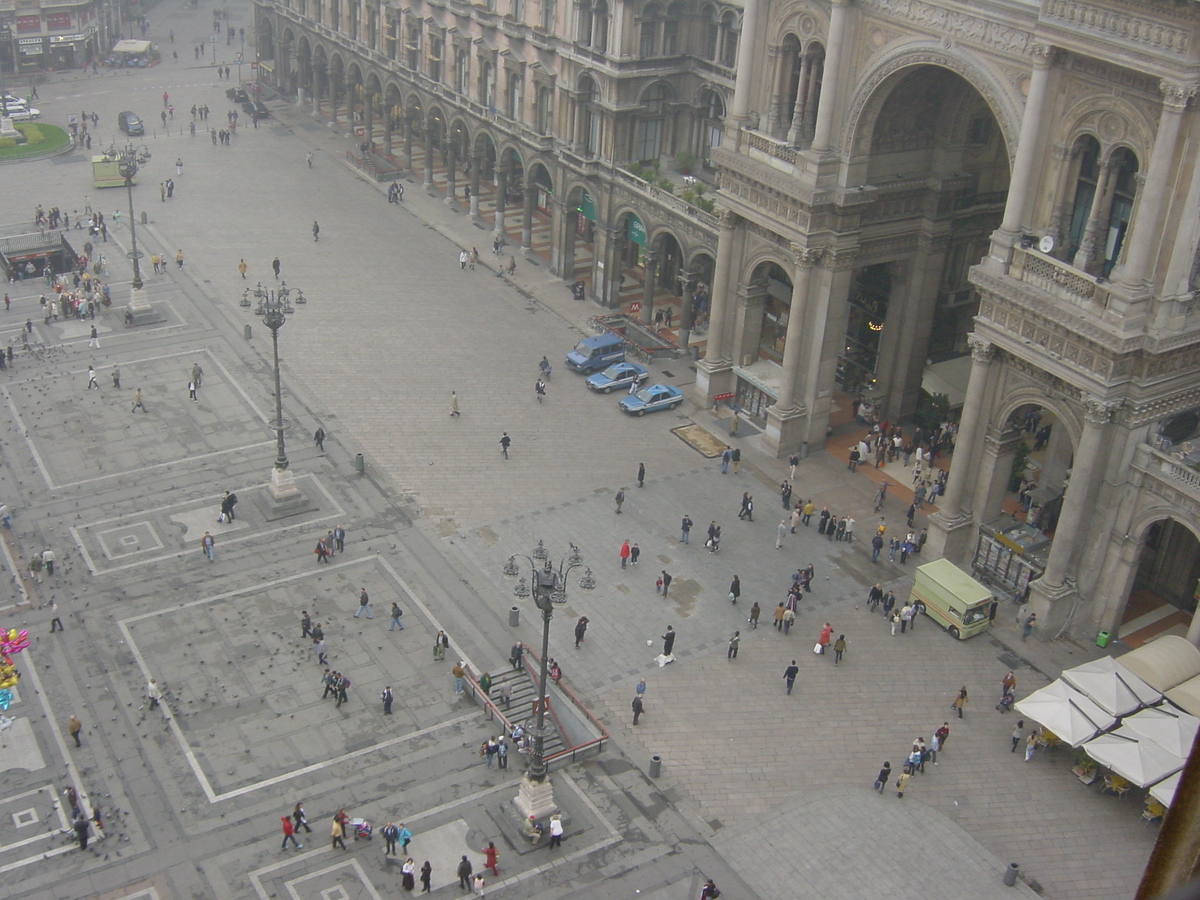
[
  {"left": 728, "top": 575, "right": 741, "bottom": 604},
  {"left": 833, "top": 634, "right": 847, "bottom": 665},
  {"left": 1012, "top": 719, "right": 1025, "bottom": 752},
  {"left": 459, "top": 249, "right": 469, "bottom": 269},
  {"left": 389, "top": 602, "right": 404, "bottom": 631},
  {"left": 281, "top": 816, "right": 303, "bottom": 849},
  {"left": 509, "top": 642, "right": 524, "bottom": 669},
  {"left": 816, "top": 622, "right": 833, "bottom": 655},
  {"left": 87, "top": 365, "right": 98, "bottom": 389},
  {"left": 780, "top": 480, "right": 792, "bottom": 509},
  {"left": 615, "top": 488, "right": 625, "bottom": 514},
  {"left": 632, "top": 694, "right": 644, "bottom": 725},
  {"left": 619, "top": 539, "right": 630, "bottom": 568},
  {"left": 313, "top": 427, "right": 325, "bottom": 452},
  {"left": 680, "top": 515, "right": 693, "bottom": 543},
  {"left": 74, "top": 816, "right": 91, "bottom": 850},
  {"left": 789, "top": 452, "right": 799, "bottom": 480},
  {"left": 659, "top": 570, "right": 672, "bottom": 597},
  {"left": 896, "top": 767, "right": 911, "bottom": 798},
  {"left": 952, "top": 685, "right": 969, "bottom": 718},
  {"left": 188, "top": 379, "right": 197, "bottom": 402},
  {"left": 482, "top": 840, "right": 500, "bottom": 876},
  {"left": 748, "top": 601, "right": 761, "bottom": 629},
  {"left": 312, "top": 221, "right": 320, "bottom": 241},
  {"left": 500, "top": 432, "right": 511, "bottom": 458},
  {"left": 774, "top": 602, "right": 786, "bottom": 630},
  {"left": 132, "top": 388, "right": 147, "bottom": 413},
  {"left": 784, "top": 660, "right": 799, "bottom": 694},
  {"left": 776, "top": 519, "right": 787, "bottom": 549},
  {"left": 294, "top": 802, "right": 313, "bottom": 833},
  {"left": 332, "top": 525, "right": 345, "bottom": 553},
  {"left": 731, "top": 447, "right": 741, "bottom": 473},
  {"left": 381, "top": 686, "right": 394, "bottom": 715},
  {"left": 637, "top": 462, "right": 645, "bottom": 487},
  {"left": 661, "top": 625, "right": 676, "bottom": 657},
  {"left": 111, "top": 365, "right": 120, "bottom": 389},
  {"left": 935, "top": 722, "right": 950, "bottom": 752},
  {"left": 457, "top": 855, "right": 473, "bottom": 889},
  {"left": 574, "top": 616, "right": 589, "bottom": 648},
  {"left": 314, "top": 638, "right": 327, "bottom": 666},
  {"left": 354, "top": 587, "right": 372, "bottom": 619},
  {"left": 201, "top": 531, "right": 215, "bottom": 561},
  {"left": 450, "top": 391, "right": 460, "bottom": 417},
  {"left": 434, "top": 630, "right": 449, "bottom": 661},
  {"left": 727, "top": 631, "right": 740, "bottom": 659},
  {"left": 88, "top": 325, "right": 99, "bottom": 348},
  {"left": 332, "top": 817, "right": 347, "bottom": 850},
  {"left": 68, "top": 714, "right": 82, "bottom": 747},
  {"left": 1022, "top": 613, "right": 1037, "bottom": 642},
  {"left": 548, "top": 813, "right": 564, "bottom": 848},
  {"left": 874, "top": 761, "right": 891, "bottom": 792},
  {"left": 48, "top": 600, "right": 64, "bottom": 632},
  {"left": 336, "top": 673, "right": 350, "bottom": 707},
  {"left": 420, "top": 861, "right": 432, "bottom": 892},
  {"left": 1025, "top": 729, "right": 1039, "bottom": 762}
]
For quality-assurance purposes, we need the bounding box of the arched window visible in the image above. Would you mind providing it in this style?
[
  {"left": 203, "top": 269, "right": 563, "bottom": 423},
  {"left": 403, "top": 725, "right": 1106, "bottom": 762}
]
[
  {"left": 578, "top": 1, "right": 593, "bottom": 44},
  {"left": 720, "top": 11, "right": 738, "bottom": 67},
  {"left": 640, "top": 4, "right": 661, "bottom": 58},
  {"left": 593, "top": 0, "right": 610, "bottom": 52},
  {"left": 580, "top": 76, "right": 600, "bottom": 155},
  {"left": 699, "top": 88, "right": 724, "bottom": 165},
  {"left": 663, "top": 2, "right": 682, "bottom": 54},
  {"left": 506, "top": 70, "right": 523, "bottom": 120},
  {"left": 1104, "top": 148, "right": 1139, "bottom": 277},
  {"left": 1066, "top": 136, "right": 1101, "bottom": 262},
  {"left": 704, "top": 4, "right": 719, "bottom": 59},
  {"left": 635, "top": 83, "right": 668, "bottom": 163}
]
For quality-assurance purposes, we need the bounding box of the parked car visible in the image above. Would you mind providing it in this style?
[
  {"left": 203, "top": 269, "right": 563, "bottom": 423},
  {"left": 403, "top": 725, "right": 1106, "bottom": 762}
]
[
  {"left": 226, "top": 86, "right": 249, "bottom": 103},
  {"left": 586, "top": 362, "right": 650, "bottom": 393},
  {"left": 618, "top": 384, "right": 683, "bottom": 416},
  {"left": 1, "top": 99, "right": 40, "bottom": 121},
  {"left": 117, "top": 111, "right": 144, "bottom": 135},
  {"left": 565, "top": 333, "right": 625, "bottom": 373},
  {"left": 242, "top": 100, "right": 269, "bottom": 120}
]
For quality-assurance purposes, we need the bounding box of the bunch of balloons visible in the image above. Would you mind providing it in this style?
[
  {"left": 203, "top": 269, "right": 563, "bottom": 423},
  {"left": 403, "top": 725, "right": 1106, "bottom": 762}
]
[{"left": 0, "top": 627, "right": 29, "bottom": 691}]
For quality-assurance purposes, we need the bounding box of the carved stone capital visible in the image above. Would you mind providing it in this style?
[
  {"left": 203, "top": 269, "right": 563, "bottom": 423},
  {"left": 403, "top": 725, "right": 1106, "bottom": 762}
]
[
  {"left": 1030, "top": 43, "right": 1060, "bottom": 68},
  {"left": 1160, "top": 80, "right": 1198, "bottom": 110},
  {"left": 718, "top": 209, "right": 738, "bottom": 231},
  {"left": 791, "top": 245, "right": 823, "bottom": 270},
  {"left": 1082, "top": 394, "right": 1120, "bottom": 426},
  {"left": 968, "top": 335, "right": 994, "bottom": 363}
]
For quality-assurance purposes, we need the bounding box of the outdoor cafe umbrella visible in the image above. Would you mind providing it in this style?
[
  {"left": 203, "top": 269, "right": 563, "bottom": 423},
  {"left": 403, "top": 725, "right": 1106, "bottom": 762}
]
[
  {"left": 1121, "top": 705, "right": 1200, "bottom": 758},
  {"left": 1014, "top": 680, "right": 1116, "bottom": 747},
  {"left": 1150, "top": 771, "right": 1181, "bottom": 808},
  {"left": 1061, "top": 656, "right": 1162, "bottom": 717},
  {"left": 1083, "top": 730, "right": 1185, "bottom": 789}
]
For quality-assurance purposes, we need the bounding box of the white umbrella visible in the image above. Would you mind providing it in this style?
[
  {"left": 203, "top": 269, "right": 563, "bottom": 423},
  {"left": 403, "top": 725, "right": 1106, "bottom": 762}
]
[
  {"left": 1083, "top": 731, "right": 1185, "bottom": 788},
  {"left": 1014, "top": 680, "right": 1116, "bottom": 747},
  {"left": 1061, "top": 656, "right": 1162, "bottom": 717},
  {"left": 1121, "top": 705, "right": 1200, "bottom": 758},
  {"left": 1150, "top": 771, "right": 1181, "bottom": 808}
]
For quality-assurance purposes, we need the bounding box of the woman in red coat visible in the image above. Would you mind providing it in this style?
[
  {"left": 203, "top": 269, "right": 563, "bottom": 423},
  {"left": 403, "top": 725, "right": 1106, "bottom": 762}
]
[
  {"left": 482, "top": 840, "right": 500, "bottom": 876},
  {"left": 817, "top": 622, "right": 834, "bottom": 655}
]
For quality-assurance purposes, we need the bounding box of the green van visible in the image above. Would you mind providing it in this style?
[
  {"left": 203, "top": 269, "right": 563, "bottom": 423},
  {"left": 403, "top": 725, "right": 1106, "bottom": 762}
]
[{"left": 910, "top": 559, "right": 994, "bottom": 639}]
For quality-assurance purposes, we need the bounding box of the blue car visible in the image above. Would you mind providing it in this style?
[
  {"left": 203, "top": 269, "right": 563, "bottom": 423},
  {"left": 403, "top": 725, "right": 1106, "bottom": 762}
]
[
  {"left": 586, "top": 362, "right": 650, "bottom": 393},
  {"left": 619, "top": 384, "right": 683, "bottom": 416}
]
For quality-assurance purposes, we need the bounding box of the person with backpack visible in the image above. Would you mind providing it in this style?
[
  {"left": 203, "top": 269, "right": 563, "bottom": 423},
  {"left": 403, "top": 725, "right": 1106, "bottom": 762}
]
[{"left": 336, "top": 673, "right": 351, "bottom": 707}]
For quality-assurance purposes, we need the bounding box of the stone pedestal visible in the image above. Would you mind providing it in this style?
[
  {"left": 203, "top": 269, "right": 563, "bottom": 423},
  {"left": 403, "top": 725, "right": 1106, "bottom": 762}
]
[
  {"left": 763, "top": 403, "right": 808, "bottom": 459},
  {"left": 124, "top": 285, "right": 163, "bottom": 327},
  {"left": 924, "top": 511, "right": 975, "bottom": 565},
  {"left": 513, "top": 773, "right": 557, "bottom": 822},
  {"left": 693, "top": 359, "right": 734, "bottom": 410},
  {"left": 1025, "top": 577, "right": 1074, "bottom": 640},
  {"left": 264, "top": 466, "right": 312, "bottom": 519},
  {"left": 0, "top": 116, "right": 20, "bottom": 140}
]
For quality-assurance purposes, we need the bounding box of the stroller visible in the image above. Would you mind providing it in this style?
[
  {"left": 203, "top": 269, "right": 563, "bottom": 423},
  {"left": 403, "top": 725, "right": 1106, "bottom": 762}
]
[
  {"left": 350, "top": 818, "right": 373, "bottom": 841},
  {"left": 995, "top": 692, "right": 1016, "bottom": 713}
]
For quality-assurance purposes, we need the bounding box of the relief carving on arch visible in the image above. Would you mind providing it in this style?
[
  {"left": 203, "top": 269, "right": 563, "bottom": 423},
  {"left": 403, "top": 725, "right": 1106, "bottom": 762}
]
[{"left": 860, "top": 0, "right": 1034, "bottom": 58}]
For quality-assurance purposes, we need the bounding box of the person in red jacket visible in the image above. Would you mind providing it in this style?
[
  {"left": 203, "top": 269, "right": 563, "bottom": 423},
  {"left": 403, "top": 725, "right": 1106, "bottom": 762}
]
[
  {"left": 281, "top": 815, "right": 303, "bottom": 850},
  {"left": 817, "top": 622, "right": 834, "bottom": 655},
  {"left": 482, "top": 840, "right": 500, "bottom": 876}
]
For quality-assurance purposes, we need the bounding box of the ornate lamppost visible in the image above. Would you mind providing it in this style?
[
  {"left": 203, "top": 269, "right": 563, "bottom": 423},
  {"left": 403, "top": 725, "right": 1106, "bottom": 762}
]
[
  {"left": 241, "top": 281, "right": 308, "bottom": 512},
  {"left": 503, "top": 542, "right": 595, "bottom": 818},
  {"left": 104, "top": 142, "right": 152, "bottom": 323}
]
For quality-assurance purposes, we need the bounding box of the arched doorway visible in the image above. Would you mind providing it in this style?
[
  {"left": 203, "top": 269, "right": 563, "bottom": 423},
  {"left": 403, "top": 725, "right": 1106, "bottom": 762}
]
[
  {"left": 562, "top": 184, "right": 598, "bottom": 290},
  {"left": 1118, "top": 519, "right": 1200, "bottom": 645},
  {"left": 845, "top": 63, "right": 1011, "bottom": 422}
]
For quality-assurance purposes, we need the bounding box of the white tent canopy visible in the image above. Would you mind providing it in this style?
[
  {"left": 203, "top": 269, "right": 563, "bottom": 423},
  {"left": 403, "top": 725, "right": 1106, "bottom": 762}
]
[
  {"left": 1014, "top": 680, "right": 1117, "bottom": 747},
  {"left": 1119, "top": 636, "right": 1200, "bottom": 692},
  {"left": 111, "top": 39, "right": 152, "bottom": 55},
  {"left": 1150, "top": 771, "right": 1181, "bottom": 808},
  {"left": 1084, "top": 731, "right": 1185, "bottom": 788},
  {"left": 1121, "top": 705, "right": 1200, "bottom": 758},
  {"left": 1061, "top": 656, "right": 1162, "bottom": 717}
]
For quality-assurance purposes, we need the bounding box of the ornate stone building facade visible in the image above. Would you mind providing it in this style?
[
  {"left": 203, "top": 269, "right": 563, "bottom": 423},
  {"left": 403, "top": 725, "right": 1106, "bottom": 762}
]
[{"left": 250, "top": 0, "right": 1200, "bottom": 641}]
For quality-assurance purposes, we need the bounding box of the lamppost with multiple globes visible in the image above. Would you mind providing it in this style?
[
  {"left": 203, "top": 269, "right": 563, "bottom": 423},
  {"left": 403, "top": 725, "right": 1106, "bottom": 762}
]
[
  {"left": 241, "top": 281, "right": 308, "bottom": 510},
  {"left": 504, "top": 541, "right": 594, "bottom": 817},
  {"left": 104, "top": 142, "right": 152, "bottom": 320}
]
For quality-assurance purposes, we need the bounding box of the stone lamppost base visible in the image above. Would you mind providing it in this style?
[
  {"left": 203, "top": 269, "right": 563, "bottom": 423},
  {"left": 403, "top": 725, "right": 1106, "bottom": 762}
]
[
  {"left": 513, "top": 773, "right": 557, "bottom": 822},
  {"left": 264, "top": 466, "right": 313, "bottom": 519},
  {"left": 125, "top": 286, "right": 162, "bottom": 327}
]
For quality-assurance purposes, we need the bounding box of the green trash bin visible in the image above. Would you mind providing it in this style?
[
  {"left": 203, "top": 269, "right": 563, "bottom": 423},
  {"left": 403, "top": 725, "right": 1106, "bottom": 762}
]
[{"left": 1096, "top": 630, "right": 1111, "bottom": 649}]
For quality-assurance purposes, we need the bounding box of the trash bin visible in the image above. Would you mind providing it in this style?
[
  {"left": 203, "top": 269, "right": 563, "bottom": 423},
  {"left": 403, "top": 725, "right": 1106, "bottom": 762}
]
[
  {"left": 1002, "top": 862, "right": 1020, "bottom": 887},
  {"left": 244, "top": 324, "right": 252, "bottom": 341},
  {"left": 648, "top": 755, "right": 662, "bottom": 778},
  {"left": 354, "top": 453, "right": 365, "bottom": 473},
  {"left": 1096, "top": 630, "right": 1110, "bottom": 649},
  {"left": 141, "top": 211, "right": 148, "bottom": 225},
  {"left": 509, "top": 606, "right": 520, "bottom": 627}
]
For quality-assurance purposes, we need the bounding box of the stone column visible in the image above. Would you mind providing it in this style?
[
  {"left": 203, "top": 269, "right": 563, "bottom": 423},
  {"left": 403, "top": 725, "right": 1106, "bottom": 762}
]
[
  {"left": 786, "top": 51, "right": 812, "bottom": 146},
  {"left": 801, "top": 53, "right": 822, "bottom": 143},
  {"left": 1038, "top": 396, "right": 1118, "bottom": 590},
  {"left": 998, "top": 45, "right": 1055, "bottom": 238},
  {"left": 403, "top": 114, "right": 413, "bottom": 171},
  {"left": 764, "top": 44, "right": 784, "bottom": 136},
  {"left": 640, "top": 252, "right": 659, "bottom": 326},
  {"left": 810, "top": 0, "right": 849, "bottom": 154},
  {"left": 704, "top": 212, "right": 737, "bottom": 365},
  {"left": 522, "top": 183, "right": 536, "bottom": 250},
  {"left": 551, "top": 199, "right": 574, "bottom": 279},
  {"left": 1072, "top": 160, "right": 1114, "bottom": 270},
  {"left": 423, "top": 126, "right": 434, "bottom": 186},
  {"left": 493, "top": 165, "right": 509, "bottom": 236},
  {"left": 470, "top": 153, "right": 482, "bottom": 218},
  {"left": 364, "top": 91, "right": 374, "bottom": 145},
  {"left": 774, "top": 247, "right": 819, "bottom": 412},
  {"left": 1116, "top": 81, "right": 1196, "bottom": 292},
  {"left": 926, "top": 336, "right": 993, "bottom": 559},
  {"left": 382, "top": 111, "right": 393, "bottom": 157},
  {"left": 676, "top": 270, "right": 696, "bottom": 352},
  {"left": 1046, "top": 144, "right": 1081, "bottom": 249},
  {"left": 1163, "top": 144, "right": 1200, "bottom": 297},
  {"left": 729, "top": 0, "right": 760, "bottom": 121},
  {"left": 445, "top": 143, "right": 457, "bottom": 206}
]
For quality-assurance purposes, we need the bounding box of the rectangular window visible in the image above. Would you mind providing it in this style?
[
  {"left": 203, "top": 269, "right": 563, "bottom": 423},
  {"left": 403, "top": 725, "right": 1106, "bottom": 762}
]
[
  {"left": 512, "top": 0, "right": 524, "bottom": 20},
  {"left": 640, "top": 22, "right": 655, "bottom": 57},
  {"left": 541, "top": 0, "right": 555, "bottom": 31},
  {"left": 634, "top": 118, "right": 662, "bottom": 163},
  {"left": 429, "top": 37, "right": 443, "bottom": 82},
  {"left": 662, "top": 19, "right": 677, "bottom": 55},
  {"left": 454, "top": 49, "right": 468, "bottom": 94}
]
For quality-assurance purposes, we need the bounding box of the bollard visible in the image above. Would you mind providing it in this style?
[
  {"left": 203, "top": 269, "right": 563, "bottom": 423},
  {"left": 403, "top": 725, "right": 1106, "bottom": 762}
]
[
  {"left": 354, "top": 452, "right": 365, "bottom": 473},
  {"left": 1002, "top": 863, "right": 1019, "bottom": 887},
  {"left": 509, "top": 606, "right": 520, "bottom": 627},
  {"left": 141, "top": 211, "right": 147, "bottom": 225},
  {"left": 244, "top": 324, "right": 252, "bottom": 341},
  {"left": 648, "top": 755, "right": 662, "bottom": 778}
]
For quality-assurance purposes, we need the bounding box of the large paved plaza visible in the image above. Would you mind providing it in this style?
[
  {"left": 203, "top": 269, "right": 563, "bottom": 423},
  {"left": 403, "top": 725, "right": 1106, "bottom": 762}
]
[{"left": 0, "top": 5, "right": 1159, "bottom": 898}]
